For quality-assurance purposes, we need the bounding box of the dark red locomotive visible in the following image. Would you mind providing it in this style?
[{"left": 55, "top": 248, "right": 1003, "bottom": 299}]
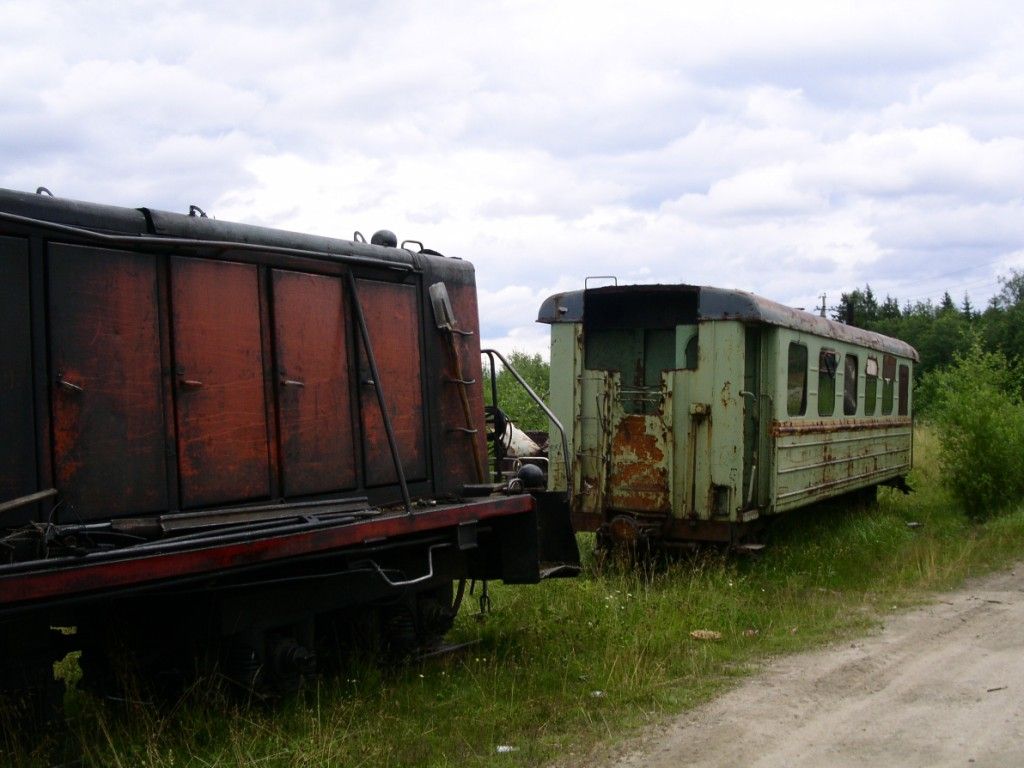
[{"left": 0, "top": 188, "right": 578, "bottom": 712}]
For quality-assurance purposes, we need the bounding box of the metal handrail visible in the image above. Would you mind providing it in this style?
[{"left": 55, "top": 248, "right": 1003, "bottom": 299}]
[{"left": 481, "top": 349, "right": 573, "bottom": 496}]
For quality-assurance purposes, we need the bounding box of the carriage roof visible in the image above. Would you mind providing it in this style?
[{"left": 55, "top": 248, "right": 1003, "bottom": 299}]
[{"left": 538, "top": 284, "right": 919, "bottom": 361}]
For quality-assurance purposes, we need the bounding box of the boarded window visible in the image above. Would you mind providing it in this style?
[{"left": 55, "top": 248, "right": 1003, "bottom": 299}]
[
  {"left": 898, "top": 363, "right": 910, "bottom": 416},
  {"left": 881, "top": 354, "right": 896, "bottom": 415},
  {"left": 843, "top": 354, "right": 859, "bottom": 415},
  {"left": 864, "top": 357, "right": 878, "bottom": 415},
  {"left": 787, "top": 343, "right": 808, "bottom": 416},
  {"left": 818, "top": 348, "right": 838, "bottom": 417}
]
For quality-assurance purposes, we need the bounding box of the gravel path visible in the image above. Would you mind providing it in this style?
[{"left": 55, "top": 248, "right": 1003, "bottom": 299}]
[{"left": 603, "top": 567, "right": 1024, "bottom": 768}]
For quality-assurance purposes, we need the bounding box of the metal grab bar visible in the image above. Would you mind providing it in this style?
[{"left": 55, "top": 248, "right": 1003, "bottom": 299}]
[
  {"left": 353, "top": 543, "right": 449, "bottom": 588},
  {"left": 481, "top": 349, "right": 573, "bottom": 496}
]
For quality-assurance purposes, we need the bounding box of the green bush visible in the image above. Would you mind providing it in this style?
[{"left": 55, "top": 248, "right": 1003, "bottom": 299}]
[
  {"left": 921, "top": 342, "right": 1024, "bottom": 518},
  {"left": 483, "top": 351, "right": 551, "bottom": 432}
]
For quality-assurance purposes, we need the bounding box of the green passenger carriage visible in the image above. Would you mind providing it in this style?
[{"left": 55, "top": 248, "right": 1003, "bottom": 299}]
[{"left": 537, "top": 284, "right": 918, "bottom": 547}]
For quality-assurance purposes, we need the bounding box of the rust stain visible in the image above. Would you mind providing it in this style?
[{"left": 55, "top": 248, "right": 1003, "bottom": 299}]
[
  {"left": 608, "top": 415, "right": 671, "bottom": 513},
  {"left": 435, "top": 281, "right": 487, "bottom": 492},
  {"left": 771, "top": 416, "right": 912, "bottom": 437}
]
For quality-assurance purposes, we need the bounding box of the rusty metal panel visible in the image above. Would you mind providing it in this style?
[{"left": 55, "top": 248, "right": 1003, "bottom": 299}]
[
  {"left": 171, "top": 257, "right": 270, "bottom": 508},
  {"left": 435, "top": 281, "right": 486, "bottom": 493},
  {"left": 576, "top": 369, "right": 612, "bottom": 515},
  {"left": 271, "top": 270, "right": 357, "bottom": 496},
  {"left": 683, "top": 321, "right": 746, "bottom": 521},
  {"left": 547, "top": 323, "right": 580, "bottom": 496},
  {"left": 48, "top": 244, "right": 167, "bottom": 519},
  {"left": 607, "top": 412, "right": 672, "bottom": 513},
  {"left": 772, "top": 418, "right": 912, "bottom": 511},
  {"left": 0, "top": 237, "right": 37, "bottom": 512},
  {"left": 355, "top": 279, "right": 427, "bottom": 486}
]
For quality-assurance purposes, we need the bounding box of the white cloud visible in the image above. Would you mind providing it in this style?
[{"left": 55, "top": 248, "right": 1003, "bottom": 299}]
[{"left": 2, "top": 0, "right": 1024, "bottom": 351}]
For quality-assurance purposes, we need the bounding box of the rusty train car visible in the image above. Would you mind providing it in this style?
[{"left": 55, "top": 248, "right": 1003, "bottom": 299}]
[
  {"left": 536, "top": 284, "right": 918, "bottom": 549},
  {"left": 0, "top": 187, "right": 577, "bottom": 713}
]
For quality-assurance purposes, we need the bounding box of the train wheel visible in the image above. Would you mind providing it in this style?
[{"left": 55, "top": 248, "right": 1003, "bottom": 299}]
[
  {"left": 596, "top": 517, "right": 655, "bottom": 569},
  {"left": 416, "top": 582, "right": 458, "bottom": 651},
  {"left": 381, "top": 604, "right": 419, "bottom": 661}
]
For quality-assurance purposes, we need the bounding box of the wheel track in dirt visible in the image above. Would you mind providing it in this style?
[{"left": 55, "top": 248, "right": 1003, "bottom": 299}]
[{"left": 589, "top": 566, "right": 1024, "bottom": 768}]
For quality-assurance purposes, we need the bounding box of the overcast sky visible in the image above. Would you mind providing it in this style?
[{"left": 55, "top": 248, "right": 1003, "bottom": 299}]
[{"left": 3, "top": 0, "right": 1023, "bottom": 354}]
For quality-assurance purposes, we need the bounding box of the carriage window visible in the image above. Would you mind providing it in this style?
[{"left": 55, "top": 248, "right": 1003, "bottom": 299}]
[
  {"left": 843, "top": 354, "right": 859, "bottom": 415},
  {"left": 881, "top": 354, "right": 896, "bottom": 415},
  {"left": 898, "top": 364, "right": 910, "bottom": 416},
  {"left": 787, "top": 343, "right": 808, "bottom": 416},
  {"left": 684, "top": 334, "right": 699, "bottom": 370},
  {"left": 818, "top": 349, "right": 838, "bottom": 417},
  {"left": 864, "top": 357, "right": 878, "bottom": 415},
  {"left": 585, "top": 327, "right": 675, "bottom": 414}
]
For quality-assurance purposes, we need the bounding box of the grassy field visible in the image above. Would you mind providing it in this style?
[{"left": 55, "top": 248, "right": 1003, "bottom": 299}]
[{"left": 10, "top": 426, "right": 1024, "bottom": 767}]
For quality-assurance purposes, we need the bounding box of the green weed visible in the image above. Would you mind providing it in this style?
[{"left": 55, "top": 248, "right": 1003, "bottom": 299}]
[{"left": 7, "top": 425, "right": 1024, "bottom": 767}]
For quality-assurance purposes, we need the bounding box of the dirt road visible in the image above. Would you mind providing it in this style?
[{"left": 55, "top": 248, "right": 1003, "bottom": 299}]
[{"left": 606, "top": 567, "right": 1024, "bottom": 768}]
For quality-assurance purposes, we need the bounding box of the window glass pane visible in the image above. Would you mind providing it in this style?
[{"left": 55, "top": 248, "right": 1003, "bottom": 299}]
[
  {"left": 898, "top": 364, "right": 910, "bottom": 416},
  {"left": 818, "top": 349, "right": 837, "bottom": 416},
  {"left": 881, "top": 354, "right": 896, "bottom": 414},
  {"left": 843, "top": 354, "right": 859, "bottom": 415},
  {"left": 864, "top": 357, "right": 878, "bottom": 415},
  {"left": 787, "top": 343, "right": 807, "bottom": 416}
]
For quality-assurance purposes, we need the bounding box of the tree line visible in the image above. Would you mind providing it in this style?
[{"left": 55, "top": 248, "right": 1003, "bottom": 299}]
[
  {"left": 488, "top": 268, "right": 1024, "bottom": 431},
  {"left": 834, "top": 269, "right": 1024, "bottom": 384}
]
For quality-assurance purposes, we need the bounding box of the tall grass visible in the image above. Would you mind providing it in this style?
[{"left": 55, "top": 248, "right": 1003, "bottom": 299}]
[{"left": 8, "top": 426, "right": 1024, "bottom": 767}]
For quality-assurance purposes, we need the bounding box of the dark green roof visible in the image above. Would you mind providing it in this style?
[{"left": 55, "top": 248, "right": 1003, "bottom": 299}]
[{"left": 537, "top": 284, "right": 919, "bottom": 361}]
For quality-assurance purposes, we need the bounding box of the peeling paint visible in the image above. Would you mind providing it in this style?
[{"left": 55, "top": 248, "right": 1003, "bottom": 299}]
[{"left": 608, "top": 414, "right": 671, "bottom": 513}]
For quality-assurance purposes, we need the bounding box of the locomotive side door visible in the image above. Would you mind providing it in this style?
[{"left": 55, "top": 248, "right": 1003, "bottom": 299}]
[
  {"left": 0, "top": 236, "right": 37, "bottom": 523},
  {"left": 48, "top": 245, "right": 168, "bottom": 520},
  {"left": 354, "top": 279, "right": 428, "bottom": 487},
  {"left": 271, "top": 269, "right": 358, "bottom": 497},
  {"left": 742, "top": 325, "right": 771, "bottom": 513},
  {"left": 170, "top": 257, "right": 271, "bottom": 508}
]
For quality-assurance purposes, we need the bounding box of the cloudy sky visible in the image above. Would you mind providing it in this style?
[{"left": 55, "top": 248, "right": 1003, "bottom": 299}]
[{"left": 3, "top": 0, "right": 1023, "bottom": 354}]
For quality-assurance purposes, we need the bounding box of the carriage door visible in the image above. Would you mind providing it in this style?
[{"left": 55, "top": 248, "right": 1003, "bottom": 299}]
[
  {"left": 171, "top": 258, "right": 271, "bottom": 508},
  {"left": 354, "top": 279, "right": 428, "bottom": 487},
  {"left": 48, "top": 245, "right": 168, "bottom": 520},
  {"left": 602, "top": 328, "right": 674, "bottom": 515},
  {"left": 742, "top": 326, "right": 769, "bottom": 512},
  {"left": 271, "top": 270, "right": 357, "bottom": 497}
]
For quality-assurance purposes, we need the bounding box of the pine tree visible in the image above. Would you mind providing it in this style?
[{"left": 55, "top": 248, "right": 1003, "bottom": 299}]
[
  {"left": 961, "top": 293, "right": 974, "bottom": 319},
  {"left": 939, "top": 291, "right": 956, "bottom": 315}
]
